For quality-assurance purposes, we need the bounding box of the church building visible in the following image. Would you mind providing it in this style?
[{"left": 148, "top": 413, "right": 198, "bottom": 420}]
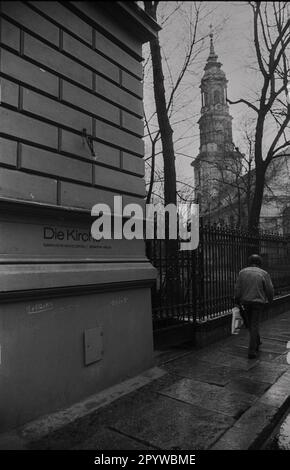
[{"left": 192, "top": 32, "right": 290, "bottom": 234}]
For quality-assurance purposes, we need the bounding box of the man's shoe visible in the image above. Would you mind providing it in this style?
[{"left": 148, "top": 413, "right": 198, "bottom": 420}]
[{"left": 248, "top": 353, "right": 257, "bottom": 359}]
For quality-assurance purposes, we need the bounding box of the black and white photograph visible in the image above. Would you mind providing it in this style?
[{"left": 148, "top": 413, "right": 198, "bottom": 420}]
[{"left": 0, "top": 0, "right": 289, "bottom": 461}]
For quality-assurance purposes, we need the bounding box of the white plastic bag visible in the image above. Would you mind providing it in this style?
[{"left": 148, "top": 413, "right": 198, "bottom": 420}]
[{"left": 231, "top": 306, "right": 244, "bottom": 335}]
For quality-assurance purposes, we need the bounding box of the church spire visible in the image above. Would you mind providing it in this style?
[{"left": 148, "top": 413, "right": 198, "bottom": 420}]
[
  {"left": 198, "top": 27, "right": 234, "bottom": 153},
  {"left": 192, "top": 25, "right": 239, "bottom": 216},
  {"left": 206, "top": 24, "right": 218, "bottom": 65}
]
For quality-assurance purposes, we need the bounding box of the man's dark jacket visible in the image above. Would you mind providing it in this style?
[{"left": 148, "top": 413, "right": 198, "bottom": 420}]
[{"left": 234, "top": 266, "right": 274, "bottom": 305}]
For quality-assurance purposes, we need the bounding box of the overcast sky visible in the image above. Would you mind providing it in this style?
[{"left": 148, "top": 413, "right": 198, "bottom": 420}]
[{"left": 142, "top": 1, "right": 264, "bottom": 191}]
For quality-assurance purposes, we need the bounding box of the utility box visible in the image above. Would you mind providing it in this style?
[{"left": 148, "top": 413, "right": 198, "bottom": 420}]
[{"left": 0, "top": 1, "right": 159, "bottom": 432}]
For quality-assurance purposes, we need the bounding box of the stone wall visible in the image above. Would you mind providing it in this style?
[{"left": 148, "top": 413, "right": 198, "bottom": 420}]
[
  {"left": 0, "top": 1, "right": 158, "bottom": 432},
  {"left": 0, "top": 1, "right": 146, "bottom": 207}
]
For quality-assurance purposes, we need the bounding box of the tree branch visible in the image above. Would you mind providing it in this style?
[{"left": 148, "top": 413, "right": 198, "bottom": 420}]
[{"left": 227, "top": 97, "right": 259, "bottom": 113}]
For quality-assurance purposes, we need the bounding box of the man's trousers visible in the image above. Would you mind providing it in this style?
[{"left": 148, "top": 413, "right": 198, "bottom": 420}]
[{"left": 243, "top": 303, "right": 265, "bottom": 355}]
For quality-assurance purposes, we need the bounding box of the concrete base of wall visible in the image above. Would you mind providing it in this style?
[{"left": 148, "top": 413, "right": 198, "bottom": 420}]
[
  {"left": 194, "top": 314, "right": 232, "bottom": 349},
  {"left": 154, "top": 294, "right": 290, "bottom": 350},
  {"left": 153, "top": 322, "right": 195, "bottom": 350},
  {"left": 0, "top": 286, "right": 154, "bottom": 433}
]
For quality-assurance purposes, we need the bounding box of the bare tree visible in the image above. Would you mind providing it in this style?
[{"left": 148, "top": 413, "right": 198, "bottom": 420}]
[
  {"left": 144, "top": 1, "right": 177, "bottom": 207},
  {"left": 143, "top": 1, "right": 211, "bottom": 208},
  {"left": 227, "top": 1, "right": 290, "bottom": 232},
  {"left": 143, "top": 1, "right": 215, "bottom": 310},
  {"left": 194, "top": 149, "right": 254, "bottom": 227},
  {"left": 208, "top": 118, "right": 256, "bottom": 227},
  {"left": 194, "top": 113, "right": 287, "bottom": 229}
]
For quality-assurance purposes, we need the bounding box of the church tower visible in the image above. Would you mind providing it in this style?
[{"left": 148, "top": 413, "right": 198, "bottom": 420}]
[{"left": 192, "top": 30, "right": 240, "bottom": 218}]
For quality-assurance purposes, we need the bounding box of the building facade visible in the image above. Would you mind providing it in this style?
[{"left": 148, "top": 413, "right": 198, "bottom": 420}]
[
  {"left": 0, "top": 1, "right": 159, "bottom": 431},
  {"left": 192, "top": 33, "right": 290, "bottom": 234}
]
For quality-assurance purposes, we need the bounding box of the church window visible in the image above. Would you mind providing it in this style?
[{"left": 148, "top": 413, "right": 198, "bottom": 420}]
[{"left": 214, "top": 90, "right": 221, "bottom": 104}]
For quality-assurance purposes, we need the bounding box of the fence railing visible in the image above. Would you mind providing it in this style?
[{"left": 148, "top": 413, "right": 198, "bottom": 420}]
[{"left": 147, "top": 224, "right": 290, "bottom": 329}]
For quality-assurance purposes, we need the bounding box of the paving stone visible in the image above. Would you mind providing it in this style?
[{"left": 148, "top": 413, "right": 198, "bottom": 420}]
[
  {"left": 264, "top": 335, "right": 290, "bottom": 343},
  {"left": 27, "top": 389, "right": 158, "bottom": 449},
  {"left": 260, "top": 387, "right": 290, "bottom": 408},
  {"left": 256, "top": 351, "right": 282, "bottom": 363},
  {"left": 255, "top": 340, "right": 286, "bottom": 354},
  {"left": 159, "top": 378, "right": 257, "bottom": 418},
  {"left": 234, "top": 401, "right": 280, "bottom": 432},
  {"left": 261, "top": 326, "right": 288, "bottom": 332},
  {"left": 218, "top": 345, "right": 248, "bottom": 356},
  {"left": 262, "top": 329, "right": 290, "bottom": 336},
  {"left": 190, "top": 350, "right": 257, "bottom": 370},
  {"left": 138, "top": 372, "right": 184, "bottom": 394},
  {"left": 218, "top": 344, "right": 280, "bottom": 363},
  {"left": 154, "top": 348, "right": 193, "bottom": 365},
  {"left": 212, "top": 400, "right": 282, "bottom": 449},
  {"left": 236, "top": 361, "right": 288, "bottom": 384},
  {"left": 159, "top": 378, "right": 215, "bottom": 401},
  {"left": 231, "top": 332, "right": 248, "bottom": 343},
  {"left": 72, "top": 427, "right": 153, "bottom": 450},
  {"left": 225, "top": 378, "right": 272, "bottom": 397},
  {"left": 211, "top": 424, "right": 256, "bottom": 450},
  {"left": 262, "top": 327, "right": 290, "bottom": 333},
  {"left": 164, "top": 360, "right": 244, "bottom": 386},
  {"left": 273, "top": 353, "right": 288, "bottom": 364},
  {"left": 261, "top": 332, "right": 290, "bottom": 340},
  {"left": 254, "top": 361, "right": 288, "bottom": 373},
  {"left": 111, "top": 394, "right": 234, "bottom": 450},
  {"left": 277, "top": 370, "right": 290, "bottom": 382}
]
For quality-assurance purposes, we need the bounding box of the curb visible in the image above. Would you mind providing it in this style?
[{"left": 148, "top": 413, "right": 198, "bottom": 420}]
[{"left": 211, "top": 370, "right": 290, "bottom": 450}]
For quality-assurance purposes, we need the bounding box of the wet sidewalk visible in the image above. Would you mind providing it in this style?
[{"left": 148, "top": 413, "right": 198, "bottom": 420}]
[{"left": 1, "top": 311, "right": 290, "bottom": 450}]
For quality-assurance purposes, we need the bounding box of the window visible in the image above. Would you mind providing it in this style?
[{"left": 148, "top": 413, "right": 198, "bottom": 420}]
[{"left": 214, "top": 90, "right": 221, "bottom": 105}]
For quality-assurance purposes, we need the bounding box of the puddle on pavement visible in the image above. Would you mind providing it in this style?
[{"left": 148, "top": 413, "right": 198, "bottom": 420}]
[{"left": 264, "top": 412, "right": 290, "bottom": 449}]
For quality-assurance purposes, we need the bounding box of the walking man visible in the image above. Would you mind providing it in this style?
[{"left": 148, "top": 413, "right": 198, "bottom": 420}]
[{"left": 234, "top": 254, "right": 274, "bottom": 359}]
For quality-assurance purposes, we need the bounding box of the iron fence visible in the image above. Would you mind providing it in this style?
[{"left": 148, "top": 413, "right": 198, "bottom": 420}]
[{"left": 147, "top": 223, "right": 290, "bottom": 329}]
